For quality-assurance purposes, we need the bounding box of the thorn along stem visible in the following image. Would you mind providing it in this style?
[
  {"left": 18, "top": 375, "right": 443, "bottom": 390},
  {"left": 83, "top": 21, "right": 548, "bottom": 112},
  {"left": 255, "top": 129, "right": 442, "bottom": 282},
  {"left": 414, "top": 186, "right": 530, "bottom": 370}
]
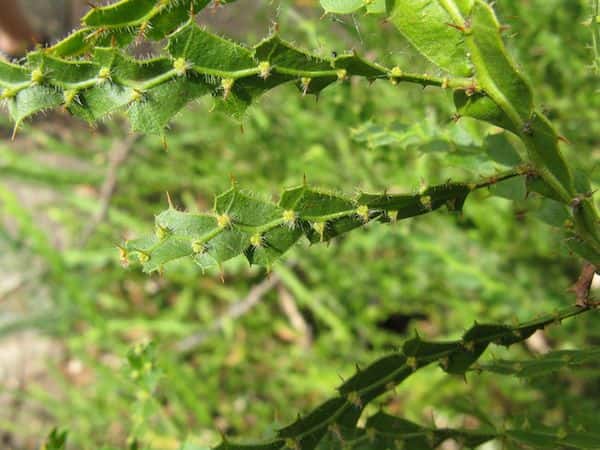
[
  {"left": 2, "top": 22, "right": 481, "bottom": 128},
  {"left": 127, "top": 170, "right": 528, "bottom": 272},
  {"left": 215, "top": 306, "right": 591, "bottom": 448}
]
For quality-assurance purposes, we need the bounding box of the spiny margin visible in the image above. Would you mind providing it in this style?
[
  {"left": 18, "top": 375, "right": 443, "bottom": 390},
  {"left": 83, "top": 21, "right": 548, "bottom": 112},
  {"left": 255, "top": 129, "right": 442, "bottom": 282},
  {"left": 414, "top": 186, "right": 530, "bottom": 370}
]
[
  {"left": 121, "top": 171, "right": 521, "bottom": 273},
  {"left": 472, "top": 347, "right": 600, "bottom": 378},
  {"left": 211, "top": 305, "right": 593, "bottom": 449},
  {"left": 314, "top": 411, "right": 600, "bottom": 449},
  {"left": 51, "top": 0, "right": 213, "bottom": 57},
  {"left": 1, "top": 20, "right": 476, "bottom": 134}
]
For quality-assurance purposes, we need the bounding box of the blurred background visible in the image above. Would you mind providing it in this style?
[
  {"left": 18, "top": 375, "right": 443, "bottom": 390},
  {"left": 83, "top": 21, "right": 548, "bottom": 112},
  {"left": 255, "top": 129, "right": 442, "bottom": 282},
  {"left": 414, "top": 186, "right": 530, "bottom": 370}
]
[{"left": 0, "top": 1, "right": 599, "bottom": 449}]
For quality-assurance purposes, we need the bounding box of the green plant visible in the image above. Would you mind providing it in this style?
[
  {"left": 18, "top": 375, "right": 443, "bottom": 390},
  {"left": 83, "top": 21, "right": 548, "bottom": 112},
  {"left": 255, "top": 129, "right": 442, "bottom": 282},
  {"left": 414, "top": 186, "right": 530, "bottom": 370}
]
[{"left": 2, "top": 0, "right": 599, "bottom": 449}]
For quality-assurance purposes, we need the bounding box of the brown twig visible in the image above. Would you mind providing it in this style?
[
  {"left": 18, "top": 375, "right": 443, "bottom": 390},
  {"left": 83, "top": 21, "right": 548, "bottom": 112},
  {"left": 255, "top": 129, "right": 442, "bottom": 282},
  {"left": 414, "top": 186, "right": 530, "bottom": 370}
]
[
  {"left": 175, "top": 274, "right": 280, "bottom": 353},
  {"left": 568, "top": 262, "right": 598, "bottom": 307},
  {"left": 80, "top": 133, "right": 141, "bottom": 245},
  {"left": 277, "top": 284, "right": 312, "bottom": 348}
]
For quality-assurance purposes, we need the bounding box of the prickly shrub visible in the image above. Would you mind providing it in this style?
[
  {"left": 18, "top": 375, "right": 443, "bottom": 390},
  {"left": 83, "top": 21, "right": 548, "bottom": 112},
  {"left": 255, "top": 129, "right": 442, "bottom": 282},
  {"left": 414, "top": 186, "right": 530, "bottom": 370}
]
[{"left": 3, "top": 0, "right": 598, "bottom": 449}]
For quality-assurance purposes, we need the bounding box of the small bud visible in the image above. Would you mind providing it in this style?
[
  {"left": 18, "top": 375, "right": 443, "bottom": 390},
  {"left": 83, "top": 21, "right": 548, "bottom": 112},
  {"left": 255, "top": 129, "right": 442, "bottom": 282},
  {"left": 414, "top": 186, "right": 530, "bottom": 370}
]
[
  {"left": 250, "top": 233, "right": 262, "bottom": 248},
  {"left": 173, "top": 58, "right": 189, "bottom": 76},
  {"left": 221, "top": 78, "right": 234, "bottom": 99},
  {"left": 191, "top": 240, "right": 206, "bottom": 254},
  {"left": 130, "top": 88, "right": 144, "bottom": 103},
  {"left": 63, "top": 89, "right": 78, "bottom": 107},
  {"left": 463, "top": 340, "right": 475, "bottom": 352},
  {"left": 137, "top": 252, "right": 150, "bottom": 264},
  {"left": 97, "top": 66, "right": 111, "bottom": 83},
  {"left": 347, "top": 391, "right": 362, "bottom": 408},
  {"left": 217, "top": 213, "right": 232, "bottom": 229},
  {"left": 441, "top": 77, "right": 449, "bottom": 89},
  {"left": 283, "top": 210, "right": 296, "bottom": 227},
  {"left": 155, "top": 224, "right": 169, "bottom": 240},
  {"left": 406, "top": 356, "right": 418, "bottom": 371},
  {"left": 258, "top": 61, "right": 271, "bottom": 79},
  {"left": 117, "top": 246, "right": 129, "bottom": 267},
  {"left": 30, "top": 68, "right": 44, "bottom": 84},
  {"left": 284, "top": 438, "right": 300, "bottom": 450},
  {"left": 356, "top": 204, "right": 370, "bottom": 222},
  {"left": 313, "top": 222, "right": 326, "bottom": 241},
  {"left": 419, "top": 195, "right": 432, "bottom": 210},
  {"left": 390, "top": 66, "right": 403, "bottom": 77},
  {"left": 300, "top": 77, "right": 311, "bottom": 95},
  {"left": 336, "top": 68, "right": 347, "bottom": 81},
  {"left": 1, "top": 88, "right": 16, "bottom": 99}
]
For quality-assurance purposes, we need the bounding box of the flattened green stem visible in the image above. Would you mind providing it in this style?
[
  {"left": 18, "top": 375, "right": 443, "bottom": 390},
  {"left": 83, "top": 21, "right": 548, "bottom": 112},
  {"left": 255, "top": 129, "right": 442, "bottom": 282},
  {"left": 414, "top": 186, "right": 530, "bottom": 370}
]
[
  {"left": 390, "top": 72, "right": 474, "bottom": 89},
  {"left": 474, "top": 169, "right": 524, "bottom": 189},
  {"left": 128, "top": 169, "right": 525, "bottom": 269},
  {"left": 442, "top": 0, "right": 600, "bottom": 258},
  {"left": 138, "top": 68, "right": 181, "bottom": 89},
  {"left": 215, "top": 305, "right": 591, "bottom": 448},
  {"left": 186, "top": 66, "right": 261, "bottom": 80},
  {"left": 82, "top": 0, "right": 170, "bottom": 28}
]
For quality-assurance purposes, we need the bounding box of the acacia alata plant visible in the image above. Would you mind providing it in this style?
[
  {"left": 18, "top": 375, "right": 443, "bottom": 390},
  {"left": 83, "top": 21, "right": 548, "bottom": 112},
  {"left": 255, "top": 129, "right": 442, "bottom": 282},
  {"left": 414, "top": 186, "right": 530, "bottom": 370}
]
[{"left": 2, "top": 0, "right": 599, "bottom": 448}]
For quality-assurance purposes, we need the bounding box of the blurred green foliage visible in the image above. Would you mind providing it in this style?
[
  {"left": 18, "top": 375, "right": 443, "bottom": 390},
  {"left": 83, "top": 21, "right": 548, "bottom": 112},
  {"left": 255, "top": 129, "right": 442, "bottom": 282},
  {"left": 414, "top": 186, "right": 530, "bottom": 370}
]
[{"left": 0, "top": 1, "right": 599, "bottom": 449}]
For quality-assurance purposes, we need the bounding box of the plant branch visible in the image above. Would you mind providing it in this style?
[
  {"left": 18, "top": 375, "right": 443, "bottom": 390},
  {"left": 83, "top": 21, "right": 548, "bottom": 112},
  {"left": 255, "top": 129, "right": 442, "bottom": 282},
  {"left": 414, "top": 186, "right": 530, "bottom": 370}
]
[
  {"left": 215, "top": 305, "right": 594, "bottom": 449},
  {"left": 175, "top": 274, "right": 280, "bottom": 353},
  {"left": 80, "top": 133, "right": 141, "bottom": 246},
  {"left": 123, "top": 170, "right": 523, "bottom": 273}
]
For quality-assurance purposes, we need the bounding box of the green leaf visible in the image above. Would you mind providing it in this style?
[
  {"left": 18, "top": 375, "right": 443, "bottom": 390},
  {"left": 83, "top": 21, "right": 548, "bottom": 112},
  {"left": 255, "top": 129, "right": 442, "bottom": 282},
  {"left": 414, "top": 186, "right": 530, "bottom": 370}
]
[
  {"left": 212, "top": 306, "right": 590, "bottom": 449},
  {"left": 489, "top": 176, "right": 526, "bottom": 201},
  {"left": 466, "top": 1, "right": 533, "bottom": 120},
  {"left": 2, "top": 19, "right": 473, "bottom": 130},
  {"left": 128, "top": 77, "right": 209, "bottom": 133},
  {"left": 366, "top": 0, "right": 388, "bottom": 14},
  {"left": 388, "top": 0, "right": 473, "bottom": 76},
  {"left": 484, "top": 133, "right": 522, "bottom": 166},
  {"left": 535, "top": 199, "right": 569, "bottom": 228},
  {"left": 42, "top": 428, "right": 68, "bottom": 450},
  {"left": 83, "top": 0, "right": 158, "bottom": 27},
  {"left": 0, "top": 59, "right": 30, "bottom": 87},
  {"left": 168, "top": 22, "right": 256, "bottom": 74},
  {"left": 320, "top": 0, "right": 367, "bottom": 14},
  {"left": 125, "top": 175, "right": 512, "bottom": 273},
  {"left": 454, "top": 91, "right": 517, "bottom": 133},
  {"left": 7, "top": 85, "right": 63, "bottom": 126},
  {"left": 476, "top": 347, "right": 600, "bottom": 378}
]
